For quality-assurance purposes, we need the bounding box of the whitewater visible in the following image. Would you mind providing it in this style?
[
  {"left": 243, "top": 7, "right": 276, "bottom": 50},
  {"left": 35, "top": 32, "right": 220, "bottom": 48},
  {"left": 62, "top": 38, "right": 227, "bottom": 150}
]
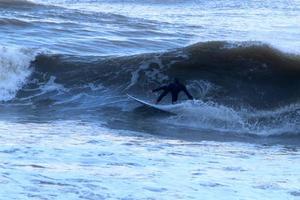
[{"left": 0, "top": 0, "right": 300, "bottom": 199}]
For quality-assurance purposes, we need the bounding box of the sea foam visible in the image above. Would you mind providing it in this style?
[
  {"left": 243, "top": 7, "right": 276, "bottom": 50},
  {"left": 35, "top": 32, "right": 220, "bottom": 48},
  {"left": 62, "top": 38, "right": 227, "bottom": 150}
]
[{"left": 0, "top": 46, "right": 36, "bottom": 101}]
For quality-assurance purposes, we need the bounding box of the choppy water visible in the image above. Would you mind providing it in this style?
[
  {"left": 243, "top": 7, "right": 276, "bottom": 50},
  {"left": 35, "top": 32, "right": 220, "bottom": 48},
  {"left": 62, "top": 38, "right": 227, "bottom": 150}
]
[
  {"left": 1, "top": 121, "right": 300, "bottom": 199},
  {"left": 1, "top": 0, "right": 300, "bottom": 199}
]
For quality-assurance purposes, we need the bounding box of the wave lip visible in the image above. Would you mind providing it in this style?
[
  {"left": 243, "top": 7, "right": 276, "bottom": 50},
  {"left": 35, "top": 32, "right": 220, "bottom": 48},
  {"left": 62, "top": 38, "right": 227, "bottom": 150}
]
[{"left": 0, "top": 46, "right": 37, "bottom": 101}]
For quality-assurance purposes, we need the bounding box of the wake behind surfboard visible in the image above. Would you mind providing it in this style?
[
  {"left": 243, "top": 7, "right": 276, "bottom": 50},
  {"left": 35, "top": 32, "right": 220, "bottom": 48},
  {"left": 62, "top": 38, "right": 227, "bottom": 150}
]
[{"left": 127, "top": 94, "right": 176, "bottom": 114}]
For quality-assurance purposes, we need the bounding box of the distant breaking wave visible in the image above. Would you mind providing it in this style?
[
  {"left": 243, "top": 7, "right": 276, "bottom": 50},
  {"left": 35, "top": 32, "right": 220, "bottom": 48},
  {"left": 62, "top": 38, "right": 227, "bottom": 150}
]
[
  {"left": 0, "top": 18, "right": 30, "bottom": 26},
  {"left": 0, "top": 0, "right": 37, "bottom": 6}
]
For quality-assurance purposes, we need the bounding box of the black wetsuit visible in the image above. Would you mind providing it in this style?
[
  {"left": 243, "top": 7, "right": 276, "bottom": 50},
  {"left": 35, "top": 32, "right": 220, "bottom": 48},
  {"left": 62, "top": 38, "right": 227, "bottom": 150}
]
[{"left": 152, "top": 81, "right": 193, "bottom": 104}]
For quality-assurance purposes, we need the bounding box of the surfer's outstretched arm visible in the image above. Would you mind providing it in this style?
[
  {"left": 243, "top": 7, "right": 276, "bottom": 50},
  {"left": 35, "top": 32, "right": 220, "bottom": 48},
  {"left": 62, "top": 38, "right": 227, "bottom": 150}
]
[
  {"left": 183, "top": 87, "right": 194, "bottom": 100},
  {"left": 156, "top": 90, "right": 168, "bottom": 103},
  {"left": 152, "top": 86, "right": 167, "bottom": 93}
]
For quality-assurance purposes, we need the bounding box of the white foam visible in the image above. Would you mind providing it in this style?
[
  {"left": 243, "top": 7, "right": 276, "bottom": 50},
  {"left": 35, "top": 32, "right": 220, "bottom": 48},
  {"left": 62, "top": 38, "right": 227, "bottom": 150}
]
[
  {"left": 40, "top": 76, "right": 67, "bottom": 94},
  {"left": 0, "top": 46, "right": 37, "bottom": 101},
  {"left": 163, "top": 100, "right": 245, "bottom": 131},
  {"left": 126, "top": 54, "right": 167, "bottom": 89},
  {"left": 187, "top": 80, "right": 216, "bottom": 98},
  {"left": 127, "top": 51, "right": 189, "bottom": 90},
  {"left": 0, "top": 120, "right": 298, "bottom": 200},
  {"left": 160, "top": 100, "right": 300, "bottom": 136}
]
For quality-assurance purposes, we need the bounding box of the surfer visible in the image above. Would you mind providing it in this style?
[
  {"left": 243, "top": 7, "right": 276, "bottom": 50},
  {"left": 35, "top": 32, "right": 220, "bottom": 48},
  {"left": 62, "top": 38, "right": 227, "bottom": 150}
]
[{"left": 152, "top": 78, "right": 194, "bottom": 104}]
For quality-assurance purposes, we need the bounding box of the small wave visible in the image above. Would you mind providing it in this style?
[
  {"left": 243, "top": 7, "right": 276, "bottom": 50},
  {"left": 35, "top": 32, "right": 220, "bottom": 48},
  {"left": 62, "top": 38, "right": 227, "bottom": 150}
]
[
  {"left": 0, "top": 0, "right": 37, "bottom": 6},
  {"left": 0, "top": 18, "right": 30, "bottom": 27}
]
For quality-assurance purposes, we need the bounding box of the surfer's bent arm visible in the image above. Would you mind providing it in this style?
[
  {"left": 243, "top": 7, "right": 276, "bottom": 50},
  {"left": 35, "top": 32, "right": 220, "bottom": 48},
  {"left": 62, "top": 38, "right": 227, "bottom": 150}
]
[
  {"left": 152, "top": 86, "right": 167, "bottom": 92},
  {"left": 183, "top": 87, "right": 194, "bottom": 100}
]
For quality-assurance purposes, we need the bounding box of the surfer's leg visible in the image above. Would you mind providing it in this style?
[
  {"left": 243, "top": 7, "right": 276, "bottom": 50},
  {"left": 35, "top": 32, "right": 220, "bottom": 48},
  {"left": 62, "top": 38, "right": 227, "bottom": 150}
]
[
  {"left": 156, "top": 91, "right": 168, "bottom": 103},
  {"left": 172, "top": 93, "right": 178, "bottom": 104}
]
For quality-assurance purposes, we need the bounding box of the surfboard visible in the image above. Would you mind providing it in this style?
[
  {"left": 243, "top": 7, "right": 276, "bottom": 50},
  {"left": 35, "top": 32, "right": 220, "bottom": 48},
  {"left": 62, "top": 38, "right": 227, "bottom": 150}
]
[{"left": 127, "top": 94, "right": 175, "bottom": 114}]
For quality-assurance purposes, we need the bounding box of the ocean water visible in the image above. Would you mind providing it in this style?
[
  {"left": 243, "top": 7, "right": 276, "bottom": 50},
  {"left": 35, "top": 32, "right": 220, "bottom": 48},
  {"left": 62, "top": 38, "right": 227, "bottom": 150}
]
[{"left": 1, "top": 0, "right": 300, "bottom": 199}]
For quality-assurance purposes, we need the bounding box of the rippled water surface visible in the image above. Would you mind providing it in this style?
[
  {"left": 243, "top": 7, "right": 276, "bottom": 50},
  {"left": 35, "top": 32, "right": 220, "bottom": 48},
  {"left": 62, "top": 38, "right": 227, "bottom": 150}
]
[
  {"left": 1, "top": 0, "right": 300, "bottom": 55},
  {"left": 0, "top": 121, "right": 299, "bottom": 199}
]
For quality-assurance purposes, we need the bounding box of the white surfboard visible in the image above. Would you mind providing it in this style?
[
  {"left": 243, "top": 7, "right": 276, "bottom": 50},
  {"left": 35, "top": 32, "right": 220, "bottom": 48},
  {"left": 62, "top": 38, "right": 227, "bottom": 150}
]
[{"left": 127, "top": 94, "right": 176, "bottom": 114}]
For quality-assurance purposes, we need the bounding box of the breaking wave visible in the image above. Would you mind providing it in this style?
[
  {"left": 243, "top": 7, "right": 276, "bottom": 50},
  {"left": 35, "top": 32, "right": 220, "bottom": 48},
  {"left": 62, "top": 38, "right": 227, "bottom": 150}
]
[
  {"left": 2, "top": 41, "right": 300, "bottom": 136},
  {"left": 0, "top": 46, "right": 37, "bottom": 101},
  {"left": 27, "top": 41, "right": 300, "bottom": 107}
]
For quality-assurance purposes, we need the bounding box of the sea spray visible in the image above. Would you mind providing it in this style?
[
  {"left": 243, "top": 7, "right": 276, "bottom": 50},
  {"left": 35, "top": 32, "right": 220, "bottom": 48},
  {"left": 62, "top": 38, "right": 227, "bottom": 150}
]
[{"left": 0, "top": 46, "right": 36, "bottom": 101}]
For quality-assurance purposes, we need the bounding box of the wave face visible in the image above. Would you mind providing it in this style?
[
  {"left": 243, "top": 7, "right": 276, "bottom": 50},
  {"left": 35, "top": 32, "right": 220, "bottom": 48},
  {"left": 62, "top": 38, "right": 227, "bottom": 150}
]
[
  {"left": 1, "top": 41, "right": 299, "bottom": 137},
  {"left": 28, "top": 41, "right": 300, "bottom": 108}
]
